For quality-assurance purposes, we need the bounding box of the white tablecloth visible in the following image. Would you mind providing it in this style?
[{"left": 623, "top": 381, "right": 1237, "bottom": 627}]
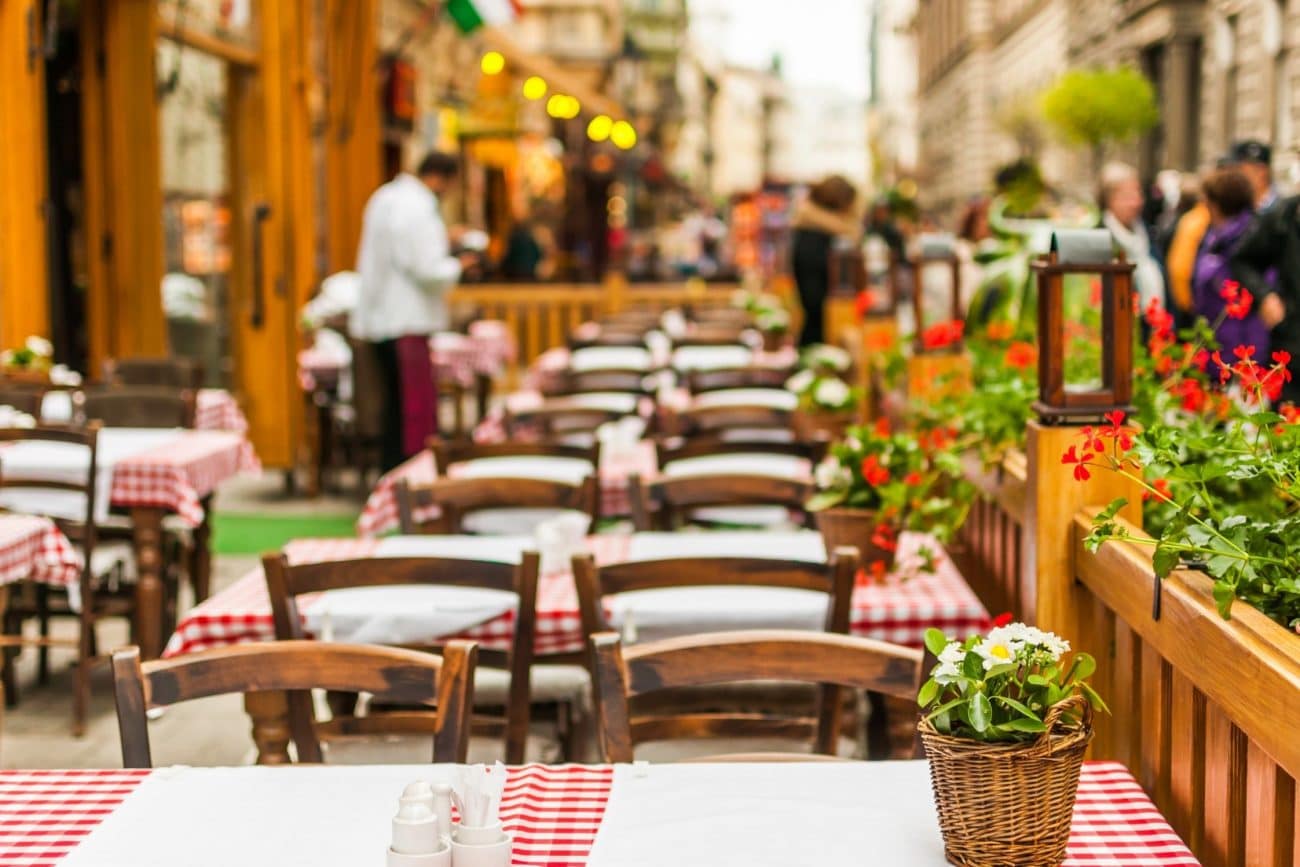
[
  {"left": 671, "top": 345, "right": 753, "bottom": 372},
  {"left": 588, "top": 762, "right": 945, "bottom": 866},
  {"left": 570, "top": 346, "right": 654, "bottom": 372},
  {"left": 661, "top": 453, "right": 808, "bottom": 480},
  {"left": 448, "top": 455, "right": 594, "bottom": 485},
  {"left": 691, "top": 388, "right": 797, "bottom": 411}
]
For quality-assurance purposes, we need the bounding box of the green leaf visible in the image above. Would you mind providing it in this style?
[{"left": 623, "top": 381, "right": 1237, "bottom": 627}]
[
  {"left": 805, "top": 490, "right": 846, "bottom": 512},
  {"left": 1068, "top": 652, "right": 1097, "bottom": 683},
  {"left": 1079, "top": 682, "right": 1110, "bottom": 715},
  {"left": 993, "top": 695, "right": 1042, "bottom": 721},
  {"left": 962, "top": 651, "right": 986, "bottom": 681},
  {"left": 1026, "top": 674, "right": 1050, "bottom": 687},
  {"left": 923, "top": 628, "right": 950, "bottom": 657},
  {"left": 924, "top": 695, "right": 969, "bottom": 723},
  {"left": 1152, "top": 546, "right": 1179, "bottom": 579},
  {"left": 917, "top": 679, "right": 940, "bottom": 708},
  {"left": 969, "top": 691, "right": 992, "bottom": 733},
  {"left": 1212, "top": 580, "right": 1237, "bottom": 620},
  {"left": 1000, "top": 717, "right": 1049, "bottom": 733}
]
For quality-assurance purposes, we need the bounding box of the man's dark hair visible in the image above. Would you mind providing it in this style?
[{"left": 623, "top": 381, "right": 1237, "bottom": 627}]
[
  {"left": 1202, "top": 167, "right": 1255, "bottom": 218},
  {"left": 416, "top": 151, "right": 459, "bottom": 179}
]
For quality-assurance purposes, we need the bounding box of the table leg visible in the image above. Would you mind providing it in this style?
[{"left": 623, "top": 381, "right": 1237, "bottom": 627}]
[
  {"left": 130, "top": 506, "right": 166, "bottom": 660},
  {"left": 245, "top": 691, "right": 293, "bottom": 764},
  {"left": 474, "top": 373, "right": 492, "bottom": 428},
  {"left": 190, "top": 494, "right": 214, "bottom": 603}
]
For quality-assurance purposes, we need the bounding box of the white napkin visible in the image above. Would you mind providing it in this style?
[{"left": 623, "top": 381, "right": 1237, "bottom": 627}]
[
  {"left": 586, "top": 763, "right": 948, "bottom": 866},
  {"left": 691, "top": 388, "right": 798, "bottom": 411},
  {"left": 39, "top": 391, "right": 74, "bottom": 423},
  {"left": 662, "top": 454, "right": 808, "bottom": 480},
  {"left": 451, "top": 456, "right": 592, "bottom": 485},
  {"left": 534, "top": 512, "right": 591, "bottom": 575}
]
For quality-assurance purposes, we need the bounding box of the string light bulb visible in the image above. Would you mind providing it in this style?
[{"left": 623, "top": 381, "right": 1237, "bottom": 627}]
[
  {"left": 587, "top": 115, "right": 613, "bottom": 141},
  {"left": 480, "top": 51, "right": 506, "bottom": 75},
  {"left": 610, "top": 120, "right": 637, "bottom": 149},
  {"left": 522, "top": 76, "right": 548, "bottom": 100}
]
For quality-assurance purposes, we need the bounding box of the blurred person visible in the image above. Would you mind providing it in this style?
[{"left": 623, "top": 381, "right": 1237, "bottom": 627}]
[
  {"left": 1192, "top": 167, "right": 1266, "bottom": 359},
  {"left": 501, "top": 219, "right": 543, "bottom": 281},
  {"left": 955, "top": 197, "right": 992, "bottom": 314},
  {"left": 792, "top": 175, "right": 860, "bottom": 345},
  {"left": 1231, "top": 186, "right": 1300, "bottom": 405},
  {"left": 1163, "top": 176, "right": 1208, "bottom": 319},
  {"left": 1100, "top": 162, "right": 1166, "bottom": 314},
  {"left": 354, "top": 151, "right": 471, "bottom": 471},
  {"left": 1225, "top": 140, "right": 1280, "bottom": 213}
]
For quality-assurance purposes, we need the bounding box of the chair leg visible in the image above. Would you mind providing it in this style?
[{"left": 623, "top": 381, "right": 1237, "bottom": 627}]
[
  {"left": 557, "top": 700, "right": 579, "bottom": 763},
  {"left": 73, "top": 622, "right": 93, "bottom": 737},
  {"left": 2, "top": 613, "right": 19, "bottom": 708},
  {"left": 865, "top": 690, "right": 892, "bottom": 760},
  {"left": 36, "top": 585, "right": 50, "bottom": 686}
]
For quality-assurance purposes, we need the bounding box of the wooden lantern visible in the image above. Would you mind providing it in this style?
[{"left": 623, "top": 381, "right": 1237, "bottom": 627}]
[
  {"left": 1030, "top": 229, "right": 1135, "bottom": 422},
  {"left": 909, "top": 233, "right": 962, "bottom": 354}
]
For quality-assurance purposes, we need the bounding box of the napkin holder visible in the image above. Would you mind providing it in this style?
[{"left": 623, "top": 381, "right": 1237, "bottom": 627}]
[
  {"left": 534, "top": 512, "right": 590, "bottom": 575},
  {"left": 450, "top": 823, "right": 512, "bottom": 867}
]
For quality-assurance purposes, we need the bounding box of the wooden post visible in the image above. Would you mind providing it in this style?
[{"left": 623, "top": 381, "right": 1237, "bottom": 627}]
[
  {"left": 1022, "top": 231, "right": 1143, "bottom": 644},
  {"left": 0, "top": 0, "right": 51, "bottom": 347}
]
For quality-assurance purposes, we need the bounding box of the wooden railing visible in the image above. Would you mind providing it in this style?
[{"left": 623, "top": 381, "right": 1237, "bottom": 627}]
[
  {"left": 954, "top": 421, "right": 1300, "bottom": 866},
  {"left": 448, "top": 280, "right": 744, "bottom": 375},
  {"left": 950, "top": 450, "right": 1027, "bottom": 620}
]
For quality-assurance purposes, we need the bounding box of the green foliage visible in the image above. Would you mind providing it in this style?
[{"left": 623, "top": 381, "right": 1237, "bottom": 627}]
[
  {"left": 1040, "top": 66, "right": 1159, "bottom": 158},
  {"left": 919, "top": 624, "right": 1106, "bottom": 743}
]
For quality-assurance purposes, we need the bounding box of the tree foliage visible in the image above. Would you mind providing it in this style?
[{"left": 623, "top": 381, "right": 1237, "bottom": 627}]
[{"left": 1039, "top": 67, "right": 1159, "bottom": 160}]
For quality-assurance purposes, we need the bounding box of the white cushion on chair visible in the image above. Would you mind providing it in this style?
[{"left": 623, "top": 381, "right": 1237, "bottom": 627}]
[
  {"left": 463, "top": 508, "right": 591, "bottom": 536},
  {"left": 471, "top": 665, "right": 591, "bottom": 707}
]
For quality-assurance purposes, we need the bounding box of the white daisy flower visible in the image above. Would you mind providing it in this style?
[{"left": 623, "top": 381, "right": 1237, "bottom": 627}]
[
  {"left": 785, "top": 369, "right": 815, "bottom": 394},
  {"left": 24, "top": 336, "right": 53, "bottom": 357},
  {"left": 973, "top": 637, "right": 1017, "bottom": 671},
  {"left": 813, "top": 378, "right": 851, "bottom": 408},
  {"left": 813, "top": 456, "right": 849, "bottom": 490}
]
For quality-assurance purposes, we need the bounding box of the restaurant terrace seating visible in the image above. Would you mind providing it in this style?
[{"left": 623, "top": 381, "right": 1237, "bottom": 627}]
[
  {"left": 628, "top": 473, "right": 815, "bottom": 531},
  {"left": 104, "top": 356, "right": 204, "bottom": 390},
  {"left": 82, "top": 385, "right": 198, "bottom": 429},
  {"left": 395, "top": 475, "right": 600, "bottom": 535},
  {"left": 111, "top": 640, "right": 477, "bottom": 767}
]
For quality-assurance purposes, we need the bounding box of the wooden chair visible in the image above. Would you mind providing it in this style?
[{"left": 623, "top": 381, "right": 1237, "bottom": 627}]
[
  {"left": 542, "top": 369, "right": 653, "bottom": 398},
  {"left": 0, "top": 423, "right": 135, "bottom": 734},
  {"left": 655, "top": 436, "right": 826, "bottom": 468},
  {"left": 569, "top": 330, "right": 647, "bottom": 349},
  {"left": 677, "top": 404, "right": 794, "bottom": 437},
  {"left": 111, "top": 640, "right": 477, "bottom": 767},
  {"left": 82, "top": 386, "right": 197, "bottom": 428},
  {"left": 504, "top": 406, "right": 627, "bottom": 443},
  {"left": 264, "top": 552, "right": 574, "bottom": 763},
  {"left": 687, "top": 367, "right": 794, "bottom": 393},
  {"left": 589, "top": 629, "right": 924, "bottom": 761},
  {"left": 574, "top": 549, "right": 859, "bottom": 758},
  {"left": 104, "top": 356, "right": 203, "bottom": 390},
  {"left": 0, "top": 385, "right": 47, "bottom": 417},
  {"left": 672, "top": 330, "right": 749, "bottom": 348},
  {"left": 629, "top": 473, "right": 815, "bottom": 531},
  {"left": 429, "top": 438, "right": 600, "bottom": 472},
  {"left": 395, "top": 475, "right": 599, "bottom": 535}
]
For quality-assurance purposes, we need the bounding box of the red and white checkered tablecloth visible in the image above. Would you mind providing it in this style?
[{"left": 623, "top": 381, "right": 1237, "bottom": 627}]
[
  {"left": 110, "top": 431, "right": 256, "bottom": 527},
  {"left": 356, "top": 442, "right": 658, "bottom": 537},
  {"left": 165, "top": 532, "right": 988, "bottom": 658},
  {"left": 433, "top": 323, "right": 515, "bottom": 388},
  {"left": 0, "top": 763, "right": 1196, "bottom": 866},
  {"left": 194, "top": 390, "right": 248, "bottom": 434},
  {"left": 0, "top": 515, "right": 80, "bottom": 588}
]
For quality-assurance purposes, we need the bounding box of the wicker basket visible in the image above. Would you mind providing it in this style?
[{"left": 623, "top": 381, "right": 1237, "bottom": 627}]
[
  {"left": 814, "top": 507, "right": 896, "bottom": 570},
  {"left": 919, "top": 695, "right": 1093, "bottom": 867},
  {"left": 793, "top": 408, "right": 854, "bottom": 441}
]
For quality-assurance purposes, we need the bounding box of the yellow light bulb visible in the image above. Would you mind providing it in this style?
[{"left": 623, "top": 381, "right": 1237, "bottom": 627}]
[
  {"left": 546, "top": 94, "right": 567, "bottom": 118},
  {"left": 610, "top": 120, "right": 637, "bottom": 150},
  {"left": 563, "top": 96, "right": 581, "bottom": 119},
  {"left": 522, "top": 76, "right": 547, "bottom": 100},
  {"left": 480, "top": 51, "right": 506, "bottom": 75},
  {"left": 587, "top": 114, "right": 613, "bottom": 141}
]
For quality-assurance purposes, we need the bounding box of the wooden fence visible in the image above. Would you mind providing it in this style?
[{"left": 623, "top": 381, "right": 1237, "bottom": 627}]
[{"left": 951, "top": 425, "right": 1300, "bottom": 867}]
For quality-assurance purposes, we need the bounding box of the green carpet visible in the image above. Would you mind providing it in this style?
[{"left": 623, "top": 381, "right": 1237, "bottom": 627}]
[{"left": 212, "top": 512, "right": 359, "bottom": 555}]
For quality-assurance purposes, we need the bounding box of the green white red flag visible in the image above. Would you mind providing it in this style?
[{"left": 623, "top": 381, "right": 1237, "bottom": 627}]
[{"left": 447, "top": 0, "right": 522, "bottom": 33}]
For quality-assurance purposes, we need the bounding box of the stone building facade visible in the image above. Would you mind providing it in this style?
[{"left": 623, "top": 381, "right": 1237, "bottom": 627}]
[{"left": 915, "top": 0, "right": 1300, "bottom": 215}]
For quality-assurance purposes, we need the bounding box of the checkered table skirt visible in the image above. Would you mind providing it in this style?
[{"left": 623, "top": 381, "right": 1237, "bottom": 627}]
[
  {"left": 356, "top": 443, "right": 657, "bottom": 537},
  {"left": 298, "top": 322, "right": 514, "bottom": 393},
  {"left": 0, "top": 515, "right": 79, "bottom": 588},
  {"left": 0, "top": 763, "right": 1196, "bottom": 866},
  {"left": 164, "top": 532, "right": 989, "bottom": 658},
  {"left": 110, "top": 431, "right": 257, "bottom": 527}
]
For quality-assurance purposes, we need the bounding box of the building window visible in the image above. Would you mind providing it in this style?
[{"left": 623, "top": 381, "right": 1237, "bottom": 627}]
[{"left": 1220, "top": 14, "right": 1240, "bottom": 143}]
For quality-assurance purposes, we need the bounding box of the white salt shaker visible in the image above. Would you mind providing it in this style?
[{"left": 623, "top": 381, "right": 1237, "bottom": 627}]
[
  {"left": 432, "top": 783, "right": 453, "bottom": 845},
  {"left": 388, "top": 784, "right": 450, "bottom": 867},
  {"left": 450, "top": 821, "right": 512, "bottom": 867}
]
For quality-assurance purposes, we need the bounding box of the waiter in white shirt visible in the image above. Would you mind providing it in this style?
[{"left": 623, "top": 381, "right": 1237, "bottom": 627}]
[{"left": 353, "top": 152, "right": 470, "bottom": 470}]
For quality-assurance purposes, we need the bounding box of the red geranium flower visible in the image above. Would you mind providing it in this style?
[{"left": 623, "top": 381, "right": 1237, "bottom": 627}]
[
  {"left": 1143, "top": 478, "right": 1173, "bottom": 503},
  {"left": 992, "top": 611, "right": 1014, "bottom": 628},
  {"left": 920, "top": 320, "right": 965, "bottom": 350},
  {"left": 903, "top": 471, "right": 923, "bottom": 487},
  {"left": 860, "top": 455, "right": 891, "bottom": 486},
  {"left": 985, "top": 321, "right": 1015, "bottom": 341},
  {"left": 1061, "top": 445, "right": 1093, "bottom": 481},
  {"left": 871, "top": 523, "right": 898, "bottom": 553},
  {"left": 1004, "top": 341, "right": 1037, "bottom": 370},
  {"left": 854, "top": 290, "right": 879, "bottom": 321}
]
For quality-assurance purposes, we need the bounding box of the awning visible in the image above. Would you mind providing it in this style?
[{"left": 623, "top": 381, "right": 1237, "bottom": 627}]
[{"left": 480, "top": 26, "right": 626, "bottom": 120}]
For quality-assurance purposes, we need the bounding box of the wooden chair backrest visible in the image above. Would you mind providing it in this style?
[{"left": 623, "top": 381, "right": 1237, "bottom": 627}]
[
  {"left": 0, "top": 424, "right": 101, "bottom": 601},
  {"left": 83, "top": 386, "right": 197, "bottom": 428},
  {"left": 111, "top": 640, "right": 477, "bottom": 767},
  {"left": 687, "top": 368, "right": 794, "bottom": 393},
  {"left": 572, "top": 548, "right": 857, "bottom": 639},
  {"left": 569, "top": 331, "right": 647, "bottom": 349},
  {"left": 396, "top": 475, "right": 599, "bottom": 534},
  {"left": 429, "top": 438, "right": 599, "bottom": 471},
  {"left": 655, "top": 436, "right": 824, "bottom": 468},
  {"left": 678, "top": 404, "right": 794, "bottom": 434},
  {"left": 505, "top": 406, "right": 626, "bottom": 438},
  {"left": 106, "top": 356, "right": 203, "bottom": 390},
  {"left": 544, "top": 369, "right": 653, "bottom": 397},
  {"left": 630, "top": 473, "right": 815, "bottom": 531},
  {"left": 590, "top": 629, "right": 923, "bottom": 762},
  {"left": 0, "top": 386, "right": 46, "bottom": 417},
  {"left": 263, "top": 552, "right": 539, "bottom": 762}
]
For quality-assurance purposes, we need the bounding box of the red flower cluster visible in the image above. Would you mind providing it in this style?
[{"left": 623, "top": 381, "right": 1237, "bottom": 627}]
[
  {"left": 1145, "top": 298, "right": 1175, "bottom": 342},
  {"left": 1220, "top": 281, "right": 1254, "bottom": 320},
  {"left": 903, "top": 471, "right": 923, "bottom": 487},
  {"left": 992, "top": 611, "right": 1015, "bottom": 628},
  {"left": 985, "top": 321, "right": 1015, "bottom": 342},
  {"left": 871, "top": 522, "right": 899, "bottom": 553},
  {"left": 1142, "top": 478, "right": 1173, "bottom": 503},
  {"left": 854, "top": 290, "right": 880, "bottom": 321},
  {"left": 1061, "top": 445, "right": 1092, "bottom": 481},
  {"left": 1211, "top": 346, "right": 1293, "bottom": 403},
  {"left": 921, "top": 320, "right": 965, "bottom": 350},
  {"left": 1061, "top": 411, "right": 1134, "bottom": 482},
  {"left": 916, "top": 425, "right": 957, "bottom": 452},
  {"left": 860, "top": 454, "right": 891, "bottom": 486},
  {"left": 1174, "top": 377, "right": 1207, "bottom": 413},
  {"left": 1004, "top": 341, "right": 1037, "bottom": 370}
]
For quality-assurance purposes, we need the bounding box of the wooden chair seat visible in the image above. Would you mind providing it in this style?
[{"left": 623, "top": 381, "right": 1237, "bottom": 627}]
[
  {"left": 589, "top": 630, "right": 924, "bottom": 762},
  {"left": 111, "top": 640, "right": 477, "bottom": 767}
]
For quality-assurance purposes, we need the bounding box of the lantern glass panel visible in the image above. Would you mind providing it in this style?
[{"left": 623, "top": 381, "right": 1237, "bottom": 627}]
[{"left": 1062, "top": 273, "right": 1106, "bottom": 394}]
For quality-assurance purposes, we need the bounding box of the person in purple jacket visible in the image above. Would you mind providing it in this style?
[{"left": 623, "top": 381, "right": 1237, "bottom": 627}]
[{"left": 1193, "top": 167, "right": 1269, "bottom": 357}]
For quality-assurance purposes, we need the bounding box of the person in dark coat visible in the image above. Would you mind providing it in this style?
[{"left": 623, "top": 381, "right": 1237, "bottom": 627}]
[
  {"left": 1231, "top": 193, "right": 1300, "bottom": 405},
  {"left": 792, "top": 176, "right": 860, "bottom": 346},
  {"left": 1193, "top": 167, "right": 1267, "bottom": 358}
]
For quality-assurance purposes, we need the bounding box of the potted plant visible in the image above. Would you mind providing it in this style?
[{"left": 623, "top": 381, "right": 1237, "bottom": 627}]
[
  {"left": 918, "top": 622, "right": 1107, "bottom": 867},
  {"left": 755, "top": 306, "right": 791, "bottom": 352},
  {"left": 806, "top": 421, "right": 972, "bottom": 578},
  {"left": 787, "top": 344, "right": 858, "bottom": 438},
  {"left": 0, "top": 336, "right": 54, "bottom": 384}
]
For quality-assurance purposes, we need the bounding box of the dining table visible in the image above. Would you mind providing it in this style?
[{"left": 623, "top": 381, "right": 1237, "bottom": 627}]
[
  {"left": 0, "top": 760, "right": 1199, "bottom": 866},
  {"left": 166, "top": 529, "right": 989, "bottom": 763},
  {"left": 0, "top": 428, "right": 256, "bottom": 659}
]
